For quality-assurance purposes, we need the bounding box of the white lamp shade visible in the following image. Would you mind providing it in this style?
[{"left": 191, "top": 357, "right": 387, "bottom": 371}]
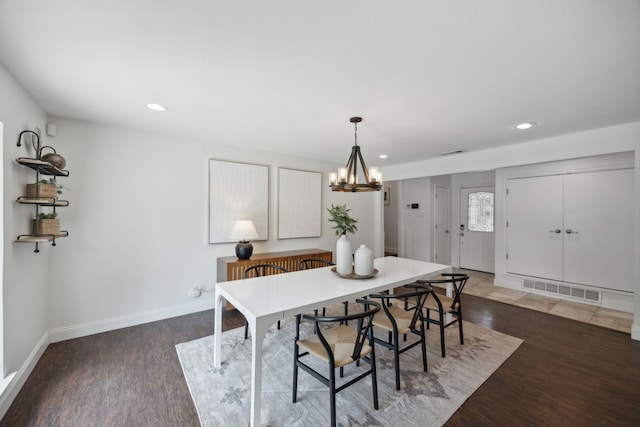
[{"left": 229, "top": 220, "right": 259, "bottom": 241}]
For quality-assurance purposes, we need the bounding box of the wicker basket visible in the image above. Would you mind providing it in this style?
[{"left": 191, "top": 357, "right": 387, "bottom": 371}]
[
  {"left": 32, "top": 219, "right": 60, "bottom": 235},
  {"left": 26, "top": 183, "right": 57, "bottom": 200}
]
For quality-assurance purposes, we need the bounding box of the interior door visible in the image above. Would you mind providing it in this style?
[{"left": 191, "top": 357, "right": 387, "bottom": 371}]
[
  {"left": 563, "top": 168, "right": 634, "bottom": 290},
  {"left": 459, "top": 187, "right": 495, "bottom": 272},
  {"left": 506, "top": 175, "right": 564, "bottom": 280},
  {"left": 434, "top": 185, "right": 450, "bottom": 264}
]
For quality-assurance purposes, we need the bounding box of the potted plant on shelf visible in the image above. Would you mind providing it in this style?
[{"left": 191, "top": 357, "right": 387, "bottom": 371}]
[
  {"left": 33, "top": 212, "right": 60, "bottom": 236},
  {"left": 327, "top": 204, "right": 358, "bottom": 275}
]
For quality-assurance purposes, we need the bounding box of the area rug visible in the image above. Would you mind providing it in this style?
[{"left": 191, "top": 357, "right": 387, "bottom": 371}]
[{"left": 176, "top": 310, "right": 522, "bottom": 427}]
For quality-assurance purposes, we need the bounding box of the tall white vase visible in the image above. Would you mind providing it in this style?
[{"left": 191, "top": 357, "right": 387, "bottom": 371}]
[{"left": 336, "top": 234, "right": 353, "bottom": 275}]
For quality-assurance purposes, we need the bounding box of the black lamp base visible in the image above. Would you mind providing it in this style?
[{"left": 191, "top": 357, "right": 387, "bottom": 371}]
[{"left": 235, "top": 241, "right": 254, "bottom": 259}]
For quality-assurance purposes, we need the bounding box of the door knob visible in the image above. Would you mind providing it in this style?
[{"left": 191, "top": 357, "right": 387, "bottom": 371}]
[
  {"left": 565, "top": 229, "right": 579, "bottom": 234},
  {"left": 548, "top": 229, "right": 562, "bottom": 234}
]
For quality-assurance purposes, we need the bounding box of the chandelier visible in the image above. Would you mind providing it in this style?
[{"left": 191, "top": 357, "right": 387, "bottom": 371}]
[{"left": 329, "top": 117, "right": 382, "bottom": 192}]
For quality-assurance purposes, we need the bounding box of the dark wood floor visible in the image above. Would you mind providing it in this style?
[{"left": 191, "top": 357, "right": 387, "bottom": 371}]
[{"left": 2, "top": 294, "right": 639, "bottom": 426}]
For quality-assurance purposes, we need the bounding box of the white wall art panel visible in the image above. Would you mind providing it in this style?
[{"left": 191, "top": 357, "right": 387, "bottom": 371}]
[
  {"left": 277, "top": 168, "right": 321, "bottom": 239},
  {"left": 209, "top": 159, "right": 268, "bottom": 243}
]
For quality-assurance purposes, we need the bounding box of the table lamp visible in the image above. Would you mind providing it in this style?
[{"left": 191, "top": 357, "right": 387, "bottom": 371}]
[{"left": 229, "top": 220, "right": 259, "bottom": 259}]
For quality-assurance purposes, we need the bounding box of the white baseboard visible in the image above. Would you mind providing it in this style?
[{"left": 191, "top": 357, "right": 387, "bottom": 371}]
[
  {"left": 49, "top": 298, "right": 215, "bottom": 343},
  {"left": 0, "top": 332, "right": 49, "bottom": 420}
]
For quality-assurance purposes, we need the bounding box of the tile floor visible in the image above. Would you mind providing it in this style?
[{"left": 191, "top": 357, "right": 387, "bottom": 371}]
[{"left": 455, "top": 269, "right": 633, "bottom": 334}]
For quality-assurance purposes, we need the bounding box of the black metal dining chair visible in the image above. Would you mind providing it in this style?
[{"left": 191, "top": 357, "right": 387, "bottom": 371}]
[
  {"left": 242, "top": 264, "right": 289, "bottom": 339},
  {"left": 415, "top": 273, "right": 469, "bottom": 357},
  {"left": 369, "top": 284, "right": 431, "bottom": 390},
  {"left": 298, "top": 258, "right": 334, "bottom": 270},
  {"left": 292, "top": 298, "right": 381, "bottom": 427},
  {"left": 298, "top": 258, "right": 346, "bottom": 318}
]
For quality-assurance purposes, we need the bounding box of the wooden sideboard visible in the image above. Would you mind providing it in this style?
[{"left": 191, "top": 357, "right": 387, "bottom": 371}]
[
  {"left": 217, "top": 248, "right": 332, "bottom": 281},
  {"left": 217, "top": 248, "right": 333, "bottom": 308}
]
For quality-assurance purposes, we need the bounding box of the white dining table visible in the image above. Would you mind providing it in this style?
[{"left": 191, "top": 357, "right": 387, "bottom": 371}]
[{"left": 213, "top": 256, "right": 450, "bottom": 427}]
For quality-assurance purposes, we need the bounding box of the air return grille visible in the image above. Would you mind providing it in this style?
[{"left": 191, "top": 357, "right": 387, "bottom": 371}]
[{"left": 523, "top": 278, "right": 601, "bottom": 303}]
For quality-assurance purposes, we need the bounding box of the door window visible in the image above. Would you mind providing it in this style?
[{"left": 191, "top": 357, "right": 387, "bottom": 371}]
[{"left": 467, "top": 191, "right": 494, "bottom": 232}]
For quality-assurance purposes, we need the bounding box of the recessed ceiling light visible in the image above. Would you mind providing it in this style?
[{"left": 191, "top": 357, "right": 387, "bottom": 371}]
[
  {"left": 516, "top": 122, "right": 535, "bottom": 130},
  {"left": 146, "top": 103, "right": 167, "bottom": 112},
  {"left": 379, "top": 154, "right": 388, "bottom": 159}
]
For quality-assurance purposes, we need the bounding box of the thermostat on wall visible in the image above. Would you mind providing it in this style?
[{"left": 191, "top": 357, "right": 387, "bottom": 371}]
[{"left": 46, "top": 123, "right": 57, "bottom": 137}]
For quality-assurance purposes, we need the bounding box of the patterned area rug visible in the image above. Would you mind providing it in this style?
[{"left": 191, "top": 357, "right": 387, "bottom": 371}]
[{"left": 176, "top": 308, "right": 522, "bottom": 427}]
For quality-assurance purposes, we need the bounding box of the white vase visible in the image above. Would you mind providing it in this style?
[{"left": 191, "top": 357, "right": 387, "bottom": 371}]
[
  {"left": 354, "top": 244, "right": 374, "bottom": 276},
  {"left": 336, "top": 234, "right": 353, "bottom": 275}
]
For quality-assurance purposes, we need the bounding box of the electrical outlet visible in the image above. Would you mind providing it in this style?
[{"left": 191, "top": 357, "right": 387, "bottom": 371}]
[{"left": 188, "top": 287, "right": 202, "bottom": 298}]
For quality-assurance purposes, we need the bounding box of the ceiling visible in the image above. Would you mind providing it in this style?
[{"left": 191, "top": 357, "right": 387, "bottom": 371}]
[{"left": 1, "top": 0, "right": 639, "bottom": 167}]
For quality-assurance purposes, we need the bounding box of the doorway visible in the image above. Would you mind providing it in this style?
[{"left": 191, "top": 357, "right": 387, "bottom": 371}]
[
  {"left": 433, "top": 185, "right": 450, "bottom": 264},
  {"left": 459, "top": 186, "right": 495, "bottom": 273}
]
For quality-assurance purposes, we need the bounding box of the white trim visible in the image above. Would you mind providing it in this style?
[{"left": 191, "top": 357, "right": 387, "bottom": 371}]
[
  {"left": 50, "top": 299, "right": 215, "bottom": 343},
  {"left": 0, "top": 332, "right": 49, "bottom": 420},
  {"left": 0, "top": 121, "right": 4, "bottom": 389}
]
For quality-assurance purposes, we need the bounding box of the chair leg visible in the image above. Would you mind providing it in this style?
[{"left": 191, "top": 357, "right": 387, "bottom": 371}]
[
  {"left": 329, "top": 366, "right": 337, "bottom": 427},
  {"left": 244, "top": 320, "right": 249, "bottom": 339},
  {"left": 369, "top": 348, "right": 379, "bottom": 410},
  {"left": 293, "top": 316, "right": 300, "bottom": 403},
  {"left": 420, "top": 322, "right": 428, "bottom": 372},
  {"left": 343, "top": 301, "right": 348, "bottom": 325},
  {"left": 292, "top": 349, "right": 299, "bottom": 403},
  {"left": 393, "top": 334, "right": 401, "bottom": 390},
  {"left": 277, "top": 320, "right": 281, "bottom": 330},
  {"left": 439, "top": 312, "right": 446, "bottom": 357},
  {"left": 458, "top": 311, "right": 464, "bottom": 345}
]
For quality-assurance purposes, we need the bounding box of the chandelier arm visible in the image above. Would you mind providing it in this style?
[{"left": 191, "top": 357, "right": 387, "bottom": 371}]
[{"left": 356, "top": 147, "right": 371, "bottom": 183}]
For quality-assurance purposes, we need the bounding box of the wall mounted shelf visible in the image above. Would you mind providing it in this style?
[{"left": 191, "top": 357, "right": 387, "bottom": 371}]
[{"left": 15, "top": 130, "right": 70, "bottom": 253}]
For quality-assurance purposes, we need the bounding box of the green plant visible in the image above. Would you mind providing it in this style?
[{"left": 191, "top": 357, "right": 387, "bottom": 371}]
[
  {"left": 327, "top": 204, "right": 358, "bottom": 236},
  {"left": 38, "top": 178, "right": 68, "bottom": 195},
  {"left": 37, "top": 212, "right": 58, "bottom": 220}
]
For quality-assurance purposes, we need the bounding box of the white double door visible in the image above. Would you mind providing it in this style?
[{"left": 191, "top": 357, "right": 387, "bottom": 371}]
[{"left": 506, "top": 168, "right": 634, "bottom": 291}]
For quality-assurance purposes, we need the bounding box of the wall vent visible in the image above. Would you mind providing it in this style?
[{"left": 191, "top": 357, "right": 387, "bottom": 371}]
[
  {"left": 522, "top": 278, "right": 601, "bottom": 303},
  {"left": 438, "top": 149, "right": 466, "bottom": 156}
]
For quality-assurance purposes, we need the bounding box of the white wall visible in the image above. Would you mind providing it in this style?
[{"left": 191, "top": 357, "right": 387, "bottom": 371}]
[
  {"left": 0, "top": 64, "right": 52, "bottom": 413},
  {"left": 45, "top": 117, "right": 378, "bottom": 340},
  {"left": 400, "top": 177, "right": 432, "bottom": 261}
]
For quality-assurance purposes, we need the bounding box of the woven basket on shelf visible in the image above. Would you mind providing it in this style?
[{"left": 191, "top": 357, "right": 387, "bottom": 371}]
[
  {"left": 32, "top": 219, "right": 60, "bottom": 235},
  {"left": 26, "top": 183, "right": 57, "bottom": 200}
]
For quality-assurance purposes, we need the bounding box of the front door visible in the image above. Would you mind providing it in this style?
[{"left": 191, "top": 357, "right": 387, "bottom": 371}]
[{"left": 459, "top": 187, "right": 495, "bottom": 272}]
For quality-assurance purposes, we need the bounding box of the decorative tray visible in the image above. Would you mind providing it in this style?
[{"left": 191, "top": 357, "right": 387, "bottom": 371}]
[{"left": 331, "top": 267, "right": 378, "bottom": 280}]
